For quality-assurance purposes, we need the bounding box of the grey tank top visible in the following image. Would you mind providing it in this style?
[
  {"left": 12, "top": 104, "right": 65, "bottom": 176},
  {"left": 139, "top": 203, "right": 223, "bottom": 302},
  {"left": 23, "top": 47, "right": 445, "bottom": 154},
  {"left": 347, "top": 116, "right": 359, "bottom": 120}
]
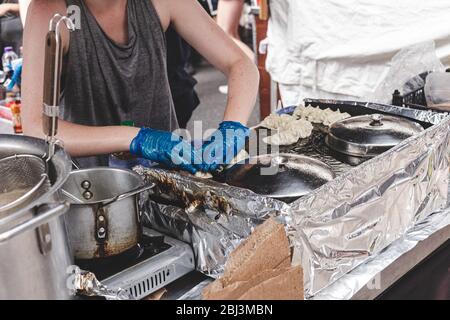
[{"left": 62, "top": 0, "right": 178, "bottom": 167}]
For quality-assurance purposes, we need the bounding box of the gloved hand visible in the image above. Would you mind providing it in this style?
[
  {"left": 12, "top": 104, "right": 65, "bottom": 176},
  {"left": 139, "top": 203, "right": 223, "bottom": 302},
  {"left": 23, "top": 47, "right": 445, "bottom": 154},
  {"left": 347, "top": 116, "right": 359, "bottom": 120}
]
[
  {"left": 199, "top": 121, "right": 250, "bottom": 173},
  {"left": 130, "top": 128, "right": 202, "bottom": 174}
]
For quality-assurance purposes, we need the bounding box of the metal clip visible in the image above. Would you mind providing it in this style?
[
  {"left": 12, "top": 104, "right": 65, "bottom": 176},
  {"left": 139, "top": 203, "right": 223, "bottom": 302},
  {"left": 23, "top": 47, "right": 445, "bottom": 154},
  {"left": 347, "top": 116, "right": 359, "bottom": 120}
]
[{"left": 43, "top": 103, "right": 60, "bottom": 117}]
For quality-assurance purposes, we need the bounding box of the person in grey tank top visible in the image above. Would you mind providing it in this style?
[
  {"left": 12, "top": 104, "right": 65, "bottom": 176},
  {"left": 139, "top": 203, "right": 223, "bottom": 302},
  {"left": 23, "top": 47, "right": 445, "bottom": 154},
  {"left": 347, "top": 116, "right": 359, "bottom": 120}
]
[{"left": 21, "top": 0, "right": 259, "bottom": 173}]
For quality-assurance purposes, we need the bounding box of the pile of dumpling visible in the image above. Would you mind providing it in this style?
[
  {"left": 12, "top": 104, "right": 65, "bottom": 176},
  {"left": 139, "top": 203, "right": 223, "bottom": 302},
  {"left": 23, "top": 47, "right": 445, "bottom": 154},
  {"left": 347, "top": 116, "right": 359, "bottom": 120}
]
[
  {"left": 293, "top": 104, "right": 351, "bottom": 126},
  {"left": 259, "top": 104, "right": 351, "bottom": 146}
]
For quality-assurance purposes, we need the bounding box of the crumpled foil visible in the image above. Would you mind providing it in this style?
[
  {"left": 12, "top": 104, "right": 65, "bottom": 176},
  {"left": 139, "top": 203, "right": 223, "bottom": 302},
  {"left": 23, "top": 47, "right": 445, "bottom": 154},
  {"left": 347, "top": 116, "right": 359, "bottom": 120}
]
[
  {"left": 135, "top": 100, "right": 450, "bottom": 298},
  {"left": 313, "top": 206, "right": 450, "bottom": 300},
  {"left": 70, "top": 268, "right": 134, "bottom": 300},
  {"left": 290, "top": 115, "right": 450, "bottom": 297},
  {"left": 134, "top": 167, "right": 290, "bottom": 277}
]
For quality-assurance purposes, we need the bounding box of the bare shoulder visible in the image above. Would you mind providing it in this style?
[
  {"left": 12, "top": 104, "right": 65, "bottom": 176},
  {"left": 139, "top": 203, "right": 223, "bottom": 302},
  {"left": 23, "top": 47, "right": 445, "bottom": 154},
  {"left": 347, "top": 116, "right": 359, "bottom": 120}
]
[
  {"left": 26, "top": 0, "right": 70, "bottom": 49},
  {"left": 29, "top": 0, "right": 67, "bottom": 16},
  {"left": 150, "top": 0, "right": 171, "bottom": 30}
]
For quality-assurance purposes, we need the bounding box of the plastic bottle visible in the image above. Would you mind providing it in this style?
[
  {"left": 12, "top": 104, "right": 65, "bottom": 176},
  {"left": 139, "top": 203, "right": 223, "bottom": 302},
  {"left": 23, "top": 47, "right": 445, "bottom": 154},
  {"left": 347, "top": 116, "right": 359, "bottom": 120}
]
[
  {"left": 2, "top": 47, "right": 18, "bottom": 74},
  {"left": 10, "top": 97, "right": 22, "bottom": 134}
]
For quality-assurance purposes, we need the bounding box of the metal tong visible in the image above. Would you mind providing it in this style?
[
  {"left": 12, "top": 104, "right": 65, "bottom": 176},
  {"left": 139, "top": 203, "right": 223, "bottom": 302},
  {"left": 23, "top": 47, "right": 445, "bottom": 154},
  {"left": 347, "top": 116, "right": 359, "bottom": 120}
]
[{"left": 42, "top": 14, "right": 76, "bottom": 160}]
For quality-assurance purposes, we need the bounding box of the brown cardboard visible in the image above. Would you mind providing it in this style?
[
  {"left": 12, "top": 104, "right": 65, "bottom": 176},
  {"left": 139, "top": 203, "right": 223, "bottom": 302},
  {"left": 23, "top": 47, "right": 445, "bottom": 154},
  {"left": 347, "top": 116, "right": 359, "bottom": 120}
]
[
  {"left": 203, "top": 218, "right": 304, "bottom": 300},
  {"left": 203, "top": 266, "right": 304, "bottom": 300},
  {"left": 221, "top": 218, "right": 291, "bottom": 285}
]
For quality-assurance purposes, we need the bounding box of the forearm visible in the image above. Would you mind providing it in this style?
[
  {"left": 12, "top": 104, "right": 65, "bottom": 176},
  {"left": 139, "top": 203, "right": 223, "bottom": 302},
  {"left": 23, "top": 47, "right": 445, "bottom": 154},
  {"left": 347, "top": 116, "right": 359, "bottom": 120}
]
[
  {"left": 223, "top": 58, "right": 259, "bottom": 125},
  {"left": 23, "top": 119, "right": 139, "bottom": 158},
  {"left": 2, "top": 4, "right": 20, "bottom": 15}
]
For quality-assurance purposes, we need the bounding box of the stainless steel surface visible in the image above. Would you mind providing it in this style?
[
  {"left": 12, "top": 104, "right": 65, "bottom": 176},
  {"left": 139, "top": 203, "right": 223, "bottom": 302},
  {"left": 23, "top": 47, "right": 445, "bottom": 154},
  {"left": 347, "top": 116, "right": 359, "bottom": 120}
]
[
  {"left": 326, "top": 114, "right": 424, "bottom": 157},
  {"left": 225, "top": 153, "right": 335, "bottom": 201},
  {"left": 62, "top": 167, "right": 153, "bottom": 259},
  {"left": 102, "top": 228, "right": 195, "bottom": 300},
  {"left": 0, "top": 134, "right": 73, "bottom": 300},
  {"left": 0, "top": 154, "right": 49, "bottom": 213},
  {"left": 0, "top": 203, "right": 69, "bottom": 243}
]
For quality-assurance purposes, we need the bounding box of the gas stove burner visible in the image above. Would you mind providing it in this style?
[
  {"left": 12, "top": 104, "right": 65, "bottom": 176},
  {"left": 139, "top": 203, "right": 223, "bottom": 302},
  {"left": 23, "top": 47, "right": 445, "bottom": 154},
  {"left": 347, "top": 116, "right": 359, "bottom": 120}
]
[
  {"left": 76, "top": 229, "right": 195, "bottom": 300},
  {"left": 75, "top": 234, "right": 171, "bottom": 281}
]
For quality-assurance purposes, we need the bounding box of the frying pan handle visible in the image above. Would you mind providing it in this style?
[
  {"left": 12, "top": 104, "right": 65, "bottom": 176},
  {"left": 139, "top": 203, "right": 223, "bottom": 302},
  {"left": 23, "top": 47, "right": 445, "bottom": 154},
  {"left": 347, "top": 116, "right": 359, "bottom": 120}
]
[
  {"left": 0, "top": 203, "right": 69, "bottom": 244},
  {"left": 114, "top": 183, "right": 155, "bottom": 202}
]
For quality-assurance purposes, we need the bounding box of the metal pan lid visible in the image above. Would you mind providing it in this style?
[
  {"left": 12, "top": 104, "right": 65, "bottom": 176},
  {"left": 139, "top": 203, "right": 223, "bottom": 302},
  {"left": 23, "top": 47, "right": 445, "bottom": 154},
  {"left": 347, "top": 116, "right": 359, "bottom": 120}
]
[
  {"left": 225, "top": 153, "right": 335, "bottom": 201},
  {"left": 326, "top": 114, "right": 424, "bottom": 158}
]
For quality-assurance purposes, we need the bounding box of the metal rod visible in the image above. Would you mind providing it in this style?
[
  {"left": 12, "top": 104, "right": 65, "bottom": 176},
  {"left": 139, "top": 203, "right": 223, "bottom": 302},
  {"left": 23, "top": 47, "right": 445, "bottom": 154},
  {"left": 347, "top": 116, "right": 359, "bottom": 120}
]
[{"left": 43, "top": 15, "right": 76, "bottom": 160}]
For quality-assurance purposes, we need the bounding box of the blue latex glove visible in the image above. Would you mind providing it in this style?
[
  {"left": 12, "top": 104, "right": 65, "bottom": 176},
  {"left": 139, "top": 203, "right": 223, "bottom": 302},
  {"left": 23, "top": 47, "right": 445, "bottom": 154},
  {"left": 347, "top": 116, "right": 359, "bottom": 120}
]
[
  {"left": 130, "top": 128, "right": 202, "bottom": 174},
  {"left": 6, "top": 61, "right": 22, "bottom": 91},
  {"left": 199, "top": 121, "right": 250, "bottom": 172}
]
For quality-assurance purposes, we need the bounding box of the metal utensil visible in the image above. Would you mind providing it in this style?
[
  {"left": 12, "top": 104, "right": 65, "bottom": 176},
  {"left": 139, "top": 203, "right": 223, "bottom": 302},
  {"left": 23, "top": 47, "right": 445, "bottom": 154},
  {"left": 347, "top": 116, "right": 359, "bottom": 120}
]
[
  {"left": 0, "top": 15, "right": 75, "bottom": 215},
  {"left": 43, "top": 14, "right": 76, "bottom": 160},
  {"left": 0, "top": 155, "right": 50, "bottom": 212},
  {"left": 0, "top": 134, "right": 73, "bottom": 300}
]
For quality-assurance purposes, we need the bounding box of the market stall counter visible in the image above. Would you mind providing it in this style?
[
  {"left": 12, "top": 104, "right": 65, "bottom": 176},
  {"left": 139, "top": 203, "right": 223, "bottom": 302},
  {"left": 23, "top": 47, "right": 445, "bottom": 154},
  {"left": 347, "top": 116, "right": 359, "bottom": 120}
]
[{"left": 136, "top": 98, "right": 450, "bottom": 299}]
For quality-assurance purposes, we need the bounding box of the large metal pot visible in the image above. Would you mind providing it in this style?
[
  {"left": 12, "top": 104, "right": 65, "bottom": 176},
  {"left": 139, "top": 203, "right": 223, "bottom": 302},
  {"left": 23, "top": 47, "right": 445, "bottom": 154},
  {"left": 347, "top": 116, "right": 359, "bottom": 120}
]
[
  {"left": 0, "top": 134, "right": 73, "bottom": 300},
  {"left": 62, "top": 168, "right": 154, "bottom": 260}
]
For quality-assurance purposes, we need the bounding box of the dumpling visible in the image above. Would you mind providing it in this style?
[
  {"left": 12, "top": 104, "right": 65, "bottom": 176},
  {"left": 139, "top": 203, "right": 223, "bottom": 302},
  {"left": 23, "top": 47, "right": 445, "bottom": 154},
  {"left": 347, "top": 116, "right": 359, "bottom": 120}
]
[{"left": 263, "top": 119, "right": 313, "bottom": 146}]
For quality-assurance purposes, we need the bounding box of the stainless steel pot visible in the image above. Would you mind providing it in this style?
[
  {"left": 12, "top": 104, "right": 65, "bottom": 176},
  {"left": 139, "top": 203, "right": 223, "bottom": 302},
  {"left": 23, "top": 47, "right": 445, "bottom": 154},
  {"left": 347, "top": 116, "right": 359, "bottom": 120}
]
[
  {"left": 326, "top": 114, "right": 424, "bottom": 158},
  {"left": 0, "top": 134, "right": 73, "bottom": 300},
  {"left": 62, "top": 168, "right": 154, "bottom": 260}
]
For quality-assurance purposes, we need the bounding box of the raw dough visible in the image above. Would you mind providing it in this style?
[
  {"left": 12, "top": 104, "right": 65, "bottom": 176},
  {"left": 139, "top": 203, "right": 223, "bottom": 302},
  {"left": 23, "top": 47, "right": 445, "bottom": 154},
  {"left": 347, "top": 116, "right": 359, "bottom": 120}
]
[
  {"left": 229, "top": 150, "right": 249, "bottom": 166},
  {"left": 263, "top": 119, "right": 313, "bottom": 146},
  {"left": 260, "top": 113, "right": 295, "bottom": 130},
  {"left": 259, "top": 113, "right": 313, "bottom": 146},
  {"left": 195, "top": 171, "right": 213, "bottom": 179},
  {"left": 294, "top": 105, "right": 351, "bottom": 126}
]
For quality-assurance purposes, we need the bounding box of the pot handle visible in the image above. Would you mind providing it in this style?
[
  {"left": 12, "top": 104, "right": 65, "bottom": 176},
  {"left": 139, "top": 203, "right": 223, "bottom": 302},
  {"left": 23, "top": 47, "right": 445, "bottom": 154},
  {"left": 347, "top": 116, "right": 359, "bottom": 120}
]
[
  {"left": 103, "top": 183, "right": 156, "bottom": 206},
  {"left": 0, "top": 202, "right": 69, "bottom": 244}
]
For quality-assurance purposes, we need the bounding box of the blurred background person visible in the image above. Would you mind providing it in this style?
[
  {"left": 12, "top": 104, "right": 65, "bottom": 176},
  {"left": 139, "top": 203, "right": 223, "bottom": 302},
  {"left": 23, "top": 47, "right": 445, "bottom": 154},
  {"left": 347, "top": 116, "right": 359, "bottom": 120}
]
[
  {"left": 0, "top": 0, "right": 22, "bottom": 53},
  {"left": 166, "top": 26, "right": 200, "bottom": 129},
  {"left": 217, "top": 0, "right": 253, "bottom": 60},
  {"left": 216, "top": 0, "right": 254, "bottom": 95}
]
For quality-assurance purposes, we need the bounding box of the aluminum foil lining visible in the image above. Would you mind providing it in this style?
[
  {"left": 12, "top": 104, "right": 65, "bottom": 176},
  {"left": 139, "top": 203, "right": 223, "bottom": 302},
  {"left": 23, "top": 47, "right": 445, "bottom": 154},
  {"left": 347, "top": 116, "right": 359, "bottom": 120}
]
[
  {"left": 313, "top": 206, "right": 450, "bottom": 300},
  {"left": 134, "top": 167, "right": 290, "bottom": 277},
  {"left": 290, "top": 115, "right": 450, "bottom": 297},
  {"left": 70, "top": 268, "right": 134, "bottom": 300}
]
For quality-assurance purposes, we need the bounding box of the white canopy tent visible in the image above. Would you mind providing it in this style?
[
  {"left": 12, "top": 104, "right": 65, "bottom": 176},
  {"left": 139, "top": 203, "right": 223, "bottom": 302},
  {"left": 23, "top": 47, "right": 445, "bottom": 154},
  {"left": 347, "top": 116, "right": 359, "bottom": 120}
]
[{"left": 266, "top": 0, "right": 450, "bottom": 106}]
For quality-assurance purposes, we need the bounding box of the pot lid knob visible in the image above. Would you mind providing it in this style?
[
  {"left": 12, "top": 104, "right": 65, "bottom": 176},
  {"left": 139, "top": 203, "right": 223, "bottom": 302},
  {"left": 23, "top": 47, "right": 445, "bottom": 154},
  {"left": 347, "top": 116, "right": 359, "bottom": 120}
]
[{"left": 370, "top": 114, "right": 384, "bottom": 127}]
